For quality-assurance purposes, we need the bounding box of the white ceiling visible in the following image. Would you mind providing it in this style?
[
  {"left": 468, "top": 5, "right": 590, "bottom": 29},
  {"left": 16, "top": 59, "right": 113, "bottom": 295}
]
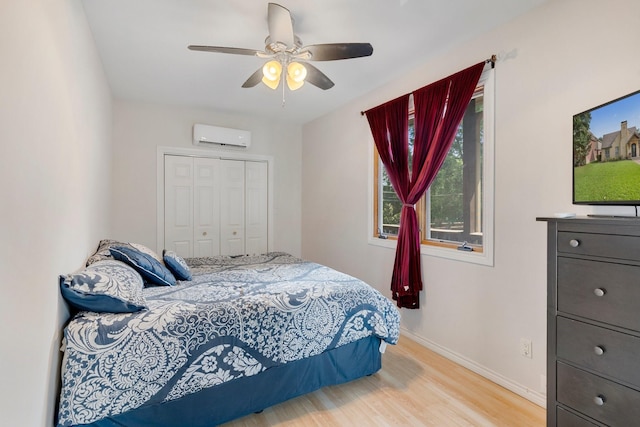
[{"left": 82, "top": 0, "right": 547, "bottom": 124}]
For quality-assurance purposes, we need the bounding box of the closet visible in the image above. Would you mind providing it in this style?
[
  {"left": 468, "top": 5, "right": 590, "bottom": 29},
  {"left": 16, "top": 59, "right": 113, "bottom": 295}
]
[{"left": 164, "top": 154, "right": 268, "bottom": 258}]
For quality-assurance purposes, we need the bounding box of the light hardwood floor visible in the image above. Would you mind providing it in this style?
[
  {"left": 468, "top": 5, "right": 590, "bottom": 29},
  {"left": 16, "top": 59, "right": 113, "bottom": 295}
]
[{"left": 222, "top": 337, "right": 545, "bottom": 426}]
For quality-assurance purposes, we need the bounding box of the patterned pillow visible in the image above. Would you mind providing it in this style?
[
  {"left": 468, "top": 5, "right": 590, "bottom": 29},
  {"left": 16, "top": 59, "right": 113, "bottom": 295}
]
[
  {"left": 86, "top": 240, "right": 163, "bottom": 266},
  {"left": 85, "top": 239, "right": 121, "bottom": 265},
  {"left": 59, "top": 260, "right": 147, "bottom": 313},
  {"left": 163, "top": 250, "right": 192, "bottom": 281},
  {"left": 110, "top": 246, "right": 176, "bottom": 287}
]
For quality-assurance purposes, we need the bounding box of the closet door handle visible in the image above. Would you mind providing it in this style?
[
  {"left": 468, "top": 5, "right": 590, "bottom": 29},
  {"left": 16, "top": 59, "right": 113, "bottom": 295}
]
[
  {"left": 569, "top": 239, "right": 580, "bottom": 248},
  {"left": 594, "top": 395, "right": 606, "bottom": 406}
]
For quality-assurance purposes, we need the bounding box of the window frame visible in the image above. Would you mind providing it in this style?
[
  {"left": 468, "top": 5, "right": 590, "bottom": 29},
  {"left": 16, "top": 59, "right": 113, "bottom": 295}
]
[{"left": 368, "top": 68, "right": 494, "bottom": 266}]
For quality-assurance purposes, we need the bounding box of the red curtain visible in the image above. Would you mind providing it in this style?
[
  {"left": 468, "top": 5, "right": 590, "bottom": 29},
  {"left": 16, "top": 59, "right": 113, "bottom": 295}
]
[{"left": 366, "top": 61, "right": 485, "bottom": 309}]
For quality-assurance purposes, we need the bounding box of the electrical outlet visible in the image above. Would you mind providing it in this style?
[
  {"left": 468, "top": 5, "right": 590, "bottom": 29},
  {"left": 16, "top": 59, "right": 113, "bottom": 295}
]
[{"left": 520, "top": 338, "right": 532, "bottom": 358}]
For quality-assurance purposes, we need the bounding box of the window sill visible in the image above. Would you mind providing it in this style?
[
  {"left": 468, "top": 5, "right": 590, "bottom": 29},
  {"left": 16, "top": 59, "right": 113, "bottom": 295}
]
[{"left": 367, "top": 237, "right": 493, "bottom": 266}]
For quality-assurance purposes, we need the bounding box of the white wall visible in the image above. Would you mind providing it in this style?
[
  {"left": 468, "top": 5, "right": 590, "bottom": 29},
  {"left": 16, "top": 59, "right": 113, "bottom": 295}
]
[
  {"left": 302, "top": 0, "right": 640, "bottom": 405},
  {"left": 0, "top": 1, "right": 112, "bottom": 425},
  {"left": 111, "top": 101, "right": 302, "bottom": 257}
]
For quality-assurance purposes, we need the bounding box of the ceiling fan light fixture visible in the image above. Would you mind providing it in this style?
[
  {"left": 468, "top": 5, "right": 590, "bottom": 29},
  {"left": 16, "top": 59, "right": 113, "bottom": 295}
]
[
  {"left": 262, "top": 60, "right": 282, "bottom": 89},
  {"left": 189, "top": 3, "right": 372, "bottom": 92}
]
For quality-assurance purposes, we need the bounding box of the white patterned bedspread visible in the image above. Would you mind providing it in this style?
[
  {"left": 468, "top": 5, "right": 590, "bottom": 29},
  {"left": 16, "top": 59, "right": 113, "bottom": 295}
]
[{"left": 57, "top": 252, "right": 400, "bottom": 426}]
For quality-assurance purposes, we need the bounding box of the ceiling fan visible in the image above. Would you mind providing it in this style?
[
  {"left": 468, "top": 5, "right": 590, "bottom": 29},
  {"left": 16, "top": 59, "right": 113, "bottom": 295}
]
[{"left": 188, "top": 3, "right": 373, "bottom": 91}]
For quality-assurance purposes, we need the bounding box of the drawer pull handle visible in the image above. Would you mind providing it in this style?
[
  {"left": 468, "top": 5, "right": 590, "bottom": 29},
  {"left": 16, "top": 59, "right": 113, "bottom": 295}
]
[
  {"left": 594, "top": 395, "right": 606, "bottom": 406},
  {"left": 594, "top": 346, "right": 605, "bottom": 356},
  {"left": 569, "top": 239, "right": 580, "bottom": 248},
  {"left": 593, "top": 288, "right": 606, "bottom": 297}
]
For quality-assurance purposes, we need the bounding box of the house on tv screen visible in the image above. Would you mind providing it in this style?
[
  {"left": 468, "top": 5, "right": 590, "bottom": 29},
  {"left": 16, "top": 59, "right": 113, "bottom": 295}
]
[{"left": 595, "top": 120, "right": 640, "bottom": 162}]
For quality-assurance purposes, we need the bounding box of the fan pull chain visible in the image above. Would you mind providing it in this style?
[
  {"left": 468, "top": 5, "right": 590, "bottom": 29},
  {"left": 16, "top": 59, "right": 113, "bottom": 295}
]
[{"left": 281, "top": 74, "right": 286, "bottom": 107}]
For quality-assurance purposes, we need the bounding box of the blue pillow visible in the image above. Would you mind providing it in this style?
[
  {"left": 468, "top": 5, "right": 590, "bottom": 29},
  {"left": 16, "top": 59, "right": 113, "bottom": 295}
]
[
  {"left": 163, "top": 250, "right": 192, "bottom": 281},
  {"left": 59, "top": 260, "right": 147, "bottom": 313},
  {"left": 110, "top": 246, "right": 176, "bottom": 286}
]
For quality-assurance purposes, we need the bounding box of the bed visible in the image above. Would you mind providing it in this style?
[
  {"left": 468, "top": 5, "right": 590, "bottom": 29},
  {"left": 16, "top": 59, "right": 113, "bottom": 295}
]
[{"left": 57, "top": 247, "right": 401, "bottom": 427}]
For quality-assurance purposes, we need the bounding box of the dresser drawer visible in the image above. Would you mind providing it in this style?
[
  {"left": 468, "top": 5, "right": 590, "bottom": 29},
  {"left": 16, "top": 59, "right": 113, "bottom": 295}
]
[
  {"left": 558, "top": 257, "right": 640, "bottom": 331},
  {"left": 557, "top": 406, "right": 600, "bottom": 426},
  {"left": 557, "top": 362, "right": 640, "bottom": 426},
  {"left": 558, "top": 231, "right": 640, "bottom": 261},
  {"left": 557, "top": 316, "right": 640, "bottom": 388}
]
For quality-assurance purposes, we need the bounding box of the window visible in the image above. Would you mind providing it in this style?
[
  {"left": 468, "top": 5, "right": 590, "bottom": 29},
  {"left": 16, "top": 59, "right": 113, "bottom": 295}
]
[{"left": 371, "top": 69, "right": 494, "bottom": 265}]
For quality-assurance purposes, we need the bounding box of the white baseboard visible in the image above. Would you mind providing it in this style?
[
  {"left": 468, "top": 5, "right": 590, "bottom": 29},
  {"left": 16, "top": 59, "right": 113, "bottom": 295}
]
[{"left": 400, "top": 327, "right": 546, "bottom": 408}]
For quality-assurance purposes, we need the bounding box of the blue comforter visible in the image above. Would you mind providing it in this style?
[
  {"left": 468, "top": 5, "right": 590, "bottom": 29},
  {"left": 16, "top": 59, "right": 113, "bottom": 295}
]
[{"left": 57, "top": 253, "right": 400, "bottom": 426}]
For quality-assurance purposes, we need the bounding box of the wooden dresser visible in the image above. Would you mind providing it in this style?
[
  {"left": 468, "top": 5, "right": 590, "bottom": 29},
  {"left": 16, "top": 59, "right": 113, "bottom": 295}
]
[{"left": 539, "top": 217, "right": 640, "bottom": 426}]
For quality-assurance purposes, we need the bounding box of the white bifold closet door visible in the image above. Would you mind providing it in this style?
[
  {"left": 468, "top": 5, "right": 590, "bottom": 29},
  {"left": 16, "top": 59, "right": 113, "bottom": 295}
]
[
  {"left": 244, "top": 161, "right": 269, "bottom": 255},
  {"left": 164, "top": 155, "right": 220, "bottom": 257},
  {"left": 219, "top": 160, "right": 245, "bottom": 256},
  {"left": 164, "top": 155, "right": 268, "bottom": 258}
]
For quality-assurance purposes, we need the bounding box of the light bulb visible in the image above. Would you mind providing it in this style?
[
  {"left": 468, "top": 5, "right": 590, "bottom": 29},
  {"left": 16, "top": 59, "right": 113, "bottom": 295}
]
[
  {"left": 286, "top": 76, "right": 304, "bottom": 91},
  {"left": 286, "top": 62, "right": 307, "bottom": 91},
  {"left": 262, "top": 60, "right": 282, "bottom": 90}
]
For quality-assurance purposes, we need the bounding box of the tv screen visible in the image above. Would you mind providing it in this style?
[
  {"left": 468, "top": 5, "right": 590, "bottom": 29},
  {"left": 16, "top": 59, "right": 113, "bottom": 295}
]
[{"left": 573, "top": 89, "right": 640, "bottom": 205}]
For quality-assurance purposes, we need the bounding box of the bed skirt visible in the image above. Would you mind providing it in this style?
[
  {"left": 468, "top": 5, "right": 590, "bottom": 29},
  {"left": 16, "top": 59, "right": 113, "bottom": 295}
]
[{"left": 76, "top": 336, "right": 383, "bottom": 427}]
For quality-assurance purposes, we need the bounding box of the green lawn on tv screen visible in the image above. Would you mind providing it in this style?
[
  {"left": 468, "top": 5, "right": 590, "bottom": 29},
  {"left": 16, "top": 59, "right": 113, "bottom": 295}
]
[{"left": 574, "top": 160, "right": 640, "bottom": 202}]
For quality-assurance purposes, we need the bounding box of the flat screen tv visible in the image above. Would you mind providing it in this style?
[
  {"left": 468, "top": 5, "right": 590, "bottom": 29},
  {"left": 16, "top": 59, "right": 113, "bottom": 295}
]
[{"left": 573, "top": 89, "right": 640, "bottom": 205}]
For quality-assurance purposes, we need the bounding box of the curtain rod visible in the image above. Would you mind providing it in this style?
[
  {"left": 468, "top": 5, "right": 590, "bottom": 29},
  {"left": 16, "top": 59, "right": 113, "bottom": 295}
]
[{"left": 360, "top": 54, "right": 496, "bottom": 116}]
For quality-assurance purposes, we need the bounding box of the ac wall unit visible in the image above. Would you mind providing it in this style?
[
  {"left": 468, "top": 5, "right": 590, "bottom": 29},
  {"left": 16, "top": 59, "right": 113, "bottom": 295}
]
[{"left": 193, "top": 124, "right": 251, "bottom": 148}]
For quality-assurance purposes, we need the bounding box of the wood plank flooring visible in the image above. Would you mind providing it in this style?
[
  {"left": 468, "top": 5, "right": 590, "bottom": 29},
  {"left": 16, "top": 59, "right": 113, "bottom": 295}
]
[{"left": 221, "top": 337, "right": 545, "bottom": 426}]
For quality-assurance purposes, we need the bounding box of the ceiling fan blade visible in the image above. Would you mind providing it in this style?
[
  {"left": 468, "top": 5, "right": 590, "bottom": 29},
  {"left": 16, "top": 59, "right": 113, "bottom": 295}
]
[
  {"left": 267, "top": 3, "right": 294, "bottom": 47},
  {"left": 304, "top": 63, "right": 335, "bottom": 90},
  {"left": 188, "top": 45, "right": 262, "bottom": 56},
  {"left": 241, "top": 68, "right": 264, "bottom": 88},
  {"left": 304, "top": 43, "right": 373, "bottom": 61}
]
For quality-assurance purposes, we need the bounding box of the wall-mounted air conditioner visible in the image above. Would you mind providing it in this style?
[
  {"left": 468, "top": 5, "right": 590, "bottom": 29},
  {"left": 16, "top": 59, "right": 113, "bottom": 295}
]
[{"left": 193, "top": 124, "right": 251, "bottom": 148}]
